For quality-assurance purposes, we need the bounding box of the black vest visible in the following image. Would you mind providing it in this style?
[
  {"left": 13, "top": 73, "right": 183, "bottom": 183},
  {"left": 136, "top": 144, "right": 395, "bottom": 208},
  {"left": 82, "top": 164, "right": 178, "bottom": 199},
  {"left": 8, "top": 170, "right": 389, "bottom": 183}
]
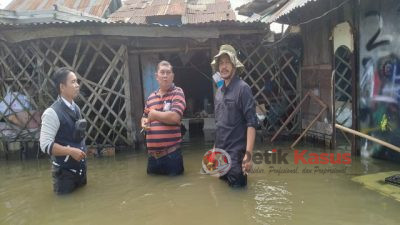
[{"left": 51, "top": 98, "right": 86, "bottom": 169}]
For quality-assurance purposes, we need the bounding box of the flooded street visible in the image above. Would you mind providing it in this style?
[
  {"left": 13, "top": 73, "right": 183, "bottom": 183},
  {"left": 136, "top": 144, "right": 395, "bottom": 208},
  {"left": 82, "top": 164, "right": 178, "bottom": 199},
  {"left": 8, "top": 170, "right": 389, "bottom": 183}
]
[
  {"left": 2, "top": 0, "right": 400, "bottom": 224},
  {"left": 1, "top": 139, "right": 400, "bottom": 225}
]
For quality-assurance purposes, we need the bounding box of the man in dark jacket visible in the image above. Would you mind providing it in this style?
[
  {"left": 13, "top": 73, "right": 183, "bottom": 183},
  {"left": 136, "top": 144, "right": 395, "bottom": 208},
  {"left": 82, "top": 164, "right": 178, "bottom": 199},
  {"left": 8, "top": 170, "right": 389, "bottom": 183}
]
[{"left": 211, "top": 45, "right": 258, "bottom": 187}]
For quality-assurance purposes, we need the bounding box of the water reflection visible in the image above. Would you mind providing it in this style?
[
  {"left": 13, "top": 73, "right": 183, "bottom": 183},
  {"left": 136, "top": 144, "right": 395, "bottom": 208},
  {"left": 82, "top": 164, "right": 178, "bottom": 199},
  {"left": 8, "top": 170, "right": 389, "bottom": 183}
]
[
  {"left": 252, "top": 180, "right": 293, "bottom": 224},
  {"left": 1, "top": 142, "right": 400, "bottom": 225}
]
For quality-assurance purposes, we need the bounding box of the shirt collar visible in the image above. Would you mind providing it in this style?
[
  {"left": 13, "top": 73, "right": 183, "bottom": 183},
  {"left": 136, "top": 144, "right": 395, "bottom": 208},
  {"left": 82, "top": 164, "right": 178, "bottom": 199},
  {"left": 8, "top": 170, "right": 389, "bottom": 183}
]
[
  {"left": 156, "top": 83, "right": 175, "bottom": 96},
  {"left": 60, "top": 96, "right": 74, "bottom": 109},
  {"left": 168, "top": 83, "right": 176, "bottom": 92},
  {"left": 221, "top": 75, "right": 239, "bottom": 92}
]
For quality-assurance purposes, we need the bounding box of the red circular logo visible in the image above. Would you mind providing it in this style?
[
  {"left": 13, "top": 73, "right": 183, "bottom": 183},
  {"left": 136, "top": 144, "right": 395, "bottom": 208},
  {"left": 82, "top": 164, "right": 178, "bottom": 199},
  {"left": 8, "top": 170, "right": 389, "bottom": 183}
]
[{"left": 201, "top": 148, "right": 231, "bottom": 177}]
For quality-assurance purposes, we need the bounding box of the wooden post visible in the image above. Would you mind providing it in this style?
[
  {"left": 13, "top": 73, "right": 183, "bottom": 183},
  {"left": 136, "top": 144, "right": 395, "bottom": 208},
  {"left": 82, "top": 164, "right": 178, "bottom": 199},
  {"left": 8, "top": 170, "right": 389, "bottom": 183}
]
[
  {"left": 128, "top": 52, "right": 145, "bottom": 148},
  {"left": 122, "top": 44, "right": 135, "bottom": 147},
  {"left": 352, "top": 0, "right": 361, "bottom": 156},
  {"left": 210, "top": 39, "right": 219, "bottom": 97},
  {"left": 331, "top": 70, "right": 336, "bottom": 150},
  {"left": 350, "top": 52, "right": 359, "bottom": 156}
]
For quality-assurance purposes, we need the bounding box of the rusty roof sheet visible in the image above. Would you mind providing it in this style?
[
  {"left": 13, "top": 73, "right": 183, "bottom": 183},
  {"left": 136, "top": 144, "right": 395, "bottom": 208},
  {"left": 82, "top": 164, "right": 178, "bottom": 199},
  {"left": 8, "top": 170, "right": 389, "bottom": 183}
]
[
  {"left": 237, "top": 0, "right": 284, "bottom": 17},
  {"left": 5, "top": 0, "right": 114, "bottom": 17},
  {"left": 0, "top": 19, "right": 264, "bottom": 30},
  {"left": 263, "top": 0, "right": 319, "bottom": 23},
  {"left": 141, "top": 3, "right": 185, "bottom": 16},
  {"left": 183, "top": 12, "right": 235, "bottom": 24},
  {"left": 109, "top": 0, "right": 236, "bottom": 24}
]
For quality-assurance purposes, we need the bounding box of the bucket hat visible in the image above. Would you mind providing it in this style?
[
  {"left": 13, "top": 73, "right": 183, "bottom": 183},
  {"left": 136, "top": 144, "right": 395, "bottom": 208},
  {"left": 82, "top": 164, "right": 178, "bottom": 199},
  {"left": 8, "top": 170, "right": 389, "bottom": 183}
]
[{"left": 211, "top": 44, "right": 244, "bottom": 73}]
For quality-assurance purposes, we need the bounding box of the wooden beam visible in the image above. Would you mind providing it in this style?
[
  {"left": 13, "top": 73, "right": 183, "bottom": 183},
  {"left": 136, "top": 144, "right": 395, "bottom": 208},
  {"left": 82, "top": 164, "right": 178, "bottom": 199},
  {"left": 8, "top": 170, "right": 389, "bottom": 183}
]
[
  {"left": 271, "top": 91, "right": 312, "bottom": 142},
  {"left": 129, "top": 46, "right": 210, "bottom": 54},
  {"left": 291, "top": 106, "right": 327, "bottom": 148},
  {"left": 218, "top": 29, "right": 266, "bottom": 36},
  {"left": 271, "top": 91, "right": 328, "bottom": 143},
  {"left": 128, "top": 53, "right": 145, "bottom": 147},
  {"left": 1, "top": 25, "right": 221, "bottom": 43},
  {"left": 122, "top": 44, "right": 135, "bottom": 146},
  {"left": 129, "top": 38, "right": 204, "bottom": 48}
]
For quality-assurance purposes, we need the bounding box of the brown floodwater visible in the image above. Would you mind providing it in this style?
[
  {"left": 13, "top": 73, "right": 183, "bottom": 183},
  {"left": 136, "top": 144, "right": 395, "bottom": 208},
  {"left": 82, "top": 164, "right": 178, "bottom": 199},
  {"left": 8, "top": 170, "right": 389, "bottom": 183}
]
[{"left": 1, "top": 139, "right": 400, "bottom": 225}]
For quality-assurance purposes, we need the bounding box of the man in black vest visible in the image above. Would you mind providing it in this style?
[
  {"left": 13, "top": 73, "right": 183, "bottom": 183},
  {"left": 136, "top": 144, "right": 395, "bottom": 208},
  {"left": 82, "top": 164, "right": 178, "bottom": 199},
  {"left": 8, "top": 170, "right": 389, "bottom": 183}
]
[{"left": 40, "top": 67, "right": 87, "bottom": 194}]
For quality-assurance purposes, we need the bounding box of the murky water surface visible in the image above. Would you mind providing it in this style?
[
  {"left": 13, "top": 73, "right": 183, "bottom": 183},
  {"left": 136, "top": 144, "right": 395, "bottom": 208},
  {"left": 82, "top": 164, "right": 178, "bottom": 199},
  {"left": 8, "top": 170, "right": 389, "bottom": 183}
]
[{"left": 1, "top": 139, "right": 400, "bottom": 225}]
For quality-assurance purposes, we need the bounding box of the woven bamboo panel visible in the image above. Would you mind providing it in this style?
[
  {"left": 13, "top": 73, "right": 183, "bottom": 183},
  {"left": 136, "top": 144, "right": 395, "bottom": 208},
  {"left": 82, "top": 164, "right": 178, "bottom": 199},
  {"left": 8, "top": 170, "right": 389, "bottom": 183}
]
[
  {"left": 334, "top": 46, "right": 352, "bottom": 128},
  {"left": 0, "top": 37, "right": 133, "bottom": 148},
  {"left": 228, "top": 39, "right": 301, "bottom": 135}
]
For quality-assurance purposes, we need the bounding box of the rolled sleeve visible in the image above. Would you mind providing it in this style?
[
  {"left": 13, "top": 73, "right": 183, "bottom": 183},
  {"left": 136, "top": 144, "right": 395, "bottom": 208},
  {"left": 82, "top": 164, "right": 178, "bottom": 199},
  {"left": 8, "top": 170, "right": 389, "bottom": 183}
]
[
  {"left": 171, "top": 89, "right": 186, "bottom": 117},
  {"left": 240, "top": 85, "right": 258, "bottom": 128},
  {"left": 143, "top": 109, "right": 148, "bottom": 118},
  {"left": 143, "top": 101, "right": 150, "bottom": 118}
]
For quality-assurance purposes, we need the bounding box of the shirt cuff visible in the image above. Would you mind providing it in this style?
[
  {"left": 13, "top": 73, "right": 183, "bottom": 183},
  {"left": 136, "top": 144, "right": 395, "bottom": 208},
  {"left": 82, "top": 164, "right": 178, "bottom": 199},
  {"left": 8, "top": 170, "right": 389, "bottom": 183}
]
[
  {"left": 48, "top": 141, "right": 55, "bottom": 156},
  {"left": 246, "top": 119, "right": 258, "bottom": 128}
]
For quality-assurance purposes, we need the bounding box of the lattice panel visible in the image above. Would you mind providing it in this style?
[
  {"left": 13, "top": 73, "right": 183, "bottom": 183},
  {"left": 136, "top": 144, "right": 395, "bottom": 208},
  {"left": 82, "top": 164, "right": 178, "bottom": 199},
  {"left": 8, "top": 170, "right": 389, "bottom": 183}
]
[
  {"left": 0, "top": 41, "right": 43, "bottom": 142},
  {"left": 0, "top": 37, "right": 133, "bottom": 147},
  {"left": 334, "top": 46, "right": 352, "bottom": 128},
  {"left": 229, "top": 40, "right": 301, "bottom": 135}
]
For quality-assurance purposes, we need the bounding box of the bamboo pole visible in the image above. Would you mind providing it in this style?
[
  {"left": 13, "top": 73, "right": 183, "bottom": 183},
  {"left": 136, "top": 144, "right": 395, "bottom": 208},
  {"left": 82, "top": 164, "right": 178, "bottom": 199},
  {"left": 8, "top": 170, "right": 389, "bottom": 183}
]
[
  {"left": 335, "top": 124, "right": 400, "bottom": 153},
  {"left": 291, "top": 106, "right": 327, "bottom": 148},
  {"left": 272, "top": 91, "right": 327, "bottom": 143},
  {"left": 271, "top": 91, "right": 311, "bottom": 142}
]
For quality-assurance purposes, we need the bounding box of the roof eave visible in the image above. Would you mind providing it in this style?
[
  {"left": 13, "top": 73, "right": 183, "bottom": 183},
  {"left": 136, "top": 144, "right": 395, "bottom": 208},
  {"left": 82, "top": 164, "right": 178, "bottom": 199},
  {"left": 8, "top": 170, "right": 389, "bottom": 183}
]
[{"left": 0, "top": 20, "right": 267, "bottom": 43}]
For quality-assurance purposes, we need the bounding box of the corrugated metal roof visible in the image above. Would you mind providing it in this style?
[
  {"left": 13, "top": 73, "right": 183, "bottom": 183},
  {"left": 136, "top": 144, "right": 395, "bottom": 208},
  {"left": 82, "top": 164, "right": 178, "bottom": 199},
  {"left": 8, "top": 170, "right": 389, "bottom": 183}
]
[
  {"left": 5, "top": 0, "right": 114, "bottom": 18},
  {"left": 264, "top": 0, "right": 319, "bottom": 23},
  {"left": 165, "top": 2, "right": 186, "bottom": 15},
  {"left": 237, "top": 0, "right": 285, "bottom": 17},
  {"left": 109, "top": 0, "right": 236, "bottom": 24},
  {"left": 183, "top": 13, "right": 235, "bottom": 24},
  {"left": 193, "top": 0, "right": 216, "bottom": 4},
  {"left": 0, "top": 18, "right": 263, "bottom": 27},
  {"left": 141, "top": 3, "right": 186, "bottom": 16},
  {"left": 126, "top": 16, "right": 146, "bottom": 24}
]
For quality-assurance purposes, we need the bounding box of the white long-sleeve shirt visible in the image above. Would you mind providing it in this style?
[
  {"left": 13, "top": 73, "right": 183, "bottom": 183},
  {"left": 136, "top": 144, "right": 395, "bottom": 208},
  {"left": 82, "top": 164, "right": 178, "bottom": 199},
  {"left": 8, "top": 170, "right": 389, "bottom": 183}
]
[
  {"left": 39, "top": 108, "right": 60, "bottom": 155},
  {"left": 40, "top": 97, "right": 77, "bottom": 155}
]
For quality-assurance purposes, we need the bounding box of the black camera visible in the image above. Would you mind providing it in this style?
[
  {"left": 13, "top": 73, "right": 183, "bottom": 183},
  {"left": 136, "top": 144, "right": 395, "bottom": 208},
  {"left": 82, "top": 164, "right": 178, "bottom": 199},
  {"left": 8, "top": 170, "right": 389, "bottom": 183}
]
[{"left": 74, "top": 119, "right": 87, "bottom": 141}]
